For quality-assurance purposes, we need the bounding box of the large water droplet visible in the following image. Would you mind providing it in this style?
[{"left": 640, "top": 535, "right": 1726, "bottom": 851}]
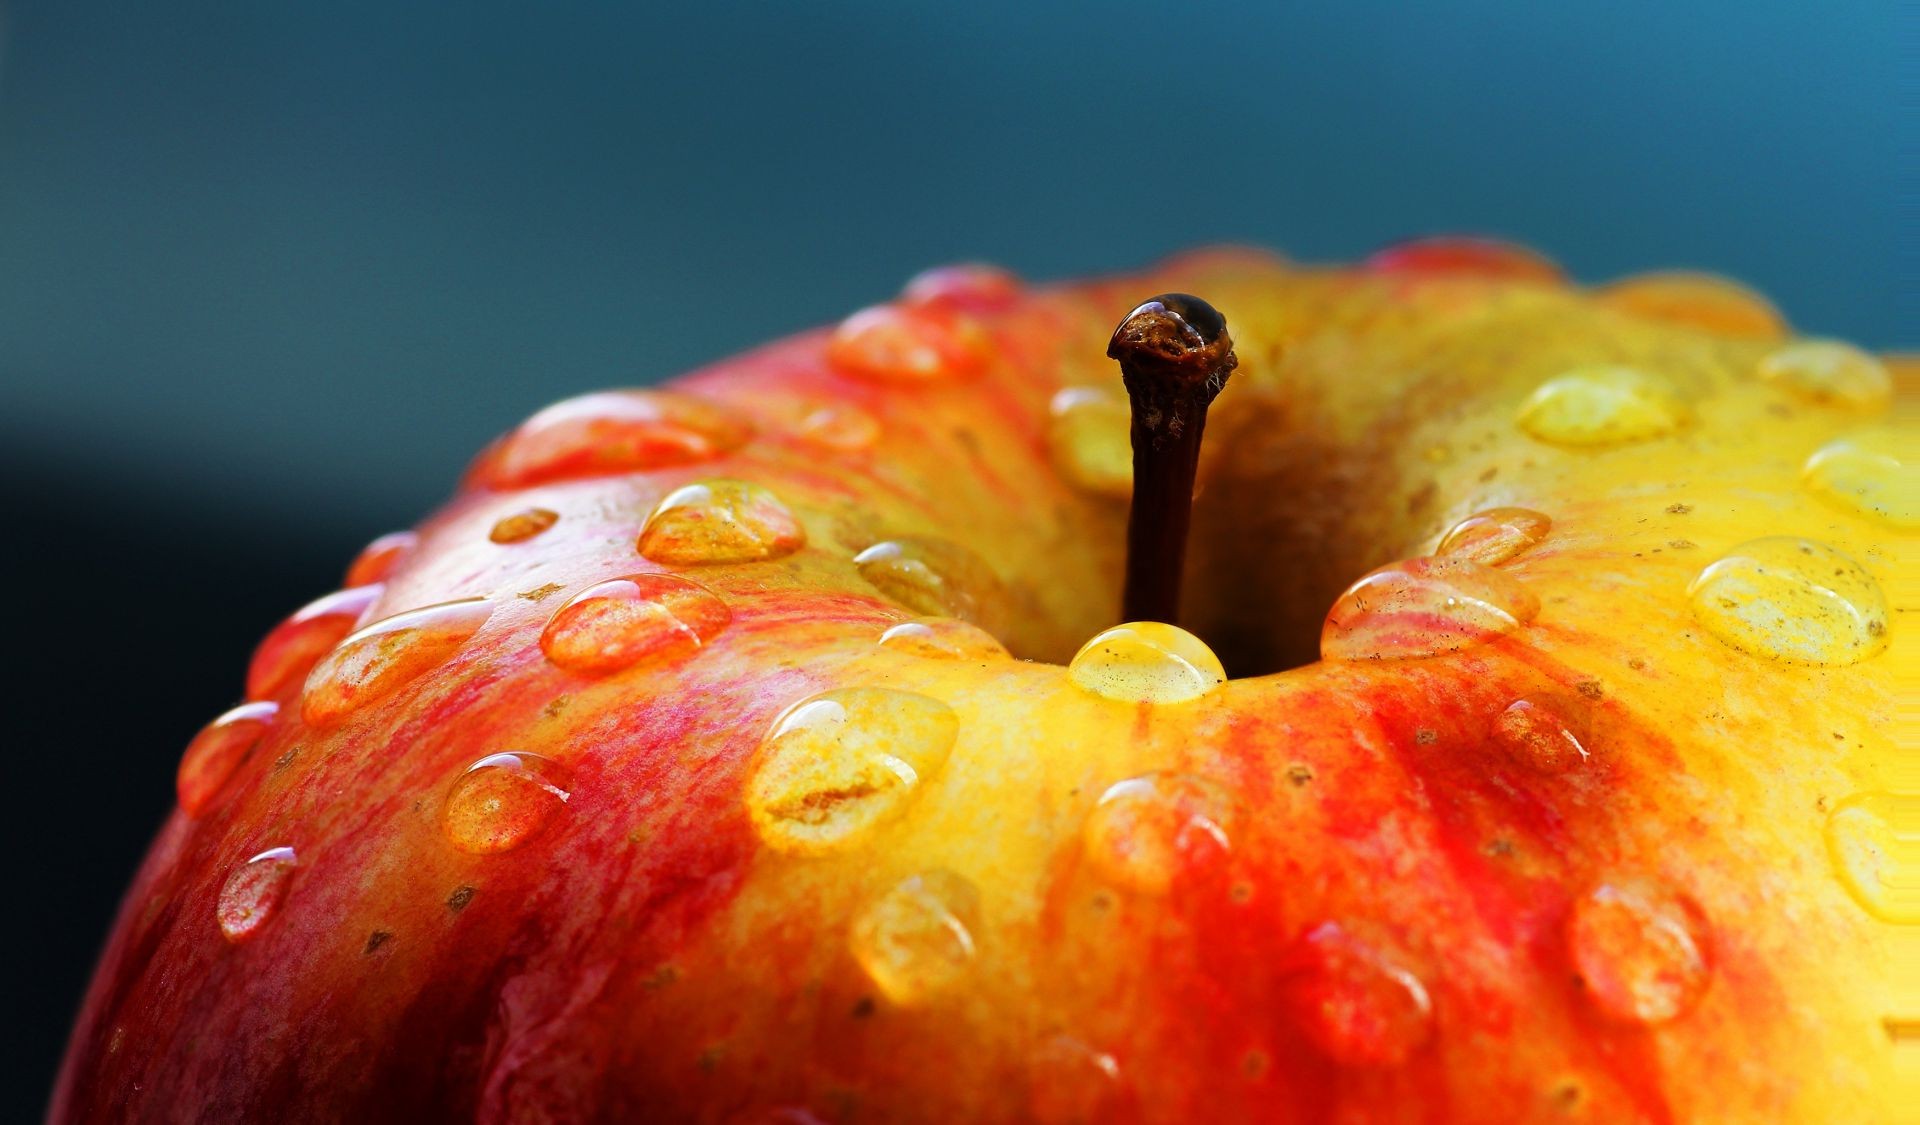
[
  {"left": 1567, "top": 880, "right": 1711, "bottom": 1024},
  {"left": 1802, "top": 429, "right": 1917, "bottom": 530},
  {"left": 217, "top": 846, "right": 297, "bottom": 944},
  {"left": 1281, "top": 922, "right": 1434, "bottom": 1067},
  {"left": 853, "top": 537, "right": 1001, "bottom": 623},
  {"left": 1081, "top": 773, "right": 1238, "bottom": 895},
  {"left": 489, "top": 507, "right": 558, "bottom": 544},
  {"left": 300, "top": 598, "right": 494, "bottom": 727},
  {"left": 1364, "top": 236, "right": 1564, "bottom": 283},
  {"left": 1027, "top": 1036, "right": 1122, "bottom": 1125},
  {"left": 1068, "top": 622, "right": 1226, "bottom": 704},
  {"left": 1826, "top": 792, "right": 1919, "bottom": 924},
  {"left": 1322, "top": 556, "right": 1540, "bottom": 661},
  {"left": 176, "top": 701, "right": 279, "bottom": 818},
  {"left": 877, "top": 617, "right": 1010, "bottom": 661},
  {"left": 745, "top": 688, "right": 959, "bottom": 855},
  {"left": 1757, "top": 340, "right": 1892, "bottom": 410},
  {"left": 825, "top": 304, "right": 990, "bottom": 383},
  {"left": 795, "top": 403, "right": 881, "bottom": 453},
  {"left": 1515, "top": 366, "right": 1689, "bottom": 447},
  {"left": 441, "top": 752, "right": 572, "bottom": 855},
  {"left": 848, "top": 869, "right": 980, "bottom": 1006},
  {"left": 246, "top": 585, "right": 383, "bottom": 700},
  {"left": 344, "top": 531, "right": 417, "bottom": 588},
  {"left": 478, "top": 391, "right": 751, "bottom": 489},
  {"left": 1435, "top": 507, "right": 1553, "bottom": 566},
  {"left": 539, "top": 574, "right": 731, "bottom": 675},
  {"left": 1686, "top": 537, "right": 1889, "bottom": 665},
  {"left": 1593, "top": 271, "right": 1787, "bottom": 340},
  {"left": 1047, "top": 385, "right": 1133, "bottom": 497},
  {"left": 1489, "top": 693, "right": 1592, "bottom": 773},
  {"left": 637, "top": 480, "right": 807, "bottom": 565},
  {"left": 900, "top": 262, "right": 1023, "bottom": 312}
]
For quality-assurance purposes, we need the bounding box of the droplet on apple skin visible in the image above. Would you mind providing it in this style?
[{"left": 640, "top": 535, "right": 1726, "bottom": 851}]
[
  {"left": 1435, "top": 507, "right": 1553, "bottom": 566},
  {"left": 794, "top": 403, "right": 882, "bottom": 453},
  {"left": 488, "top": 507, "right": 559, "bottom": 544},
  {"left": 478, "top": 390, "right": 751, "bottom": 489},
  {"left": 1068, "top": 622, "right": 1227, "bottom": 705},
  {"left": 1686, "top": 537, "right": 1889, "bottom": 666},
  {"left": 245, "top": 584, "right": 385, "bottom": 700},
  {"left": 1826, "top": 792, "right": 1919, "bottom": 924},
  {"left": 1489, "top": 693, "right": 1593, "bottom": 773},
  {"left": 300, "top": 597, "right": 494, "bottom": 727},
  {"left": 344, "top": 531, "right": 417, "bottom": 588},
  {"left": 876, "top": 617, "right": 1010, "bottom": 661},
  {"left": 441, "top": 752, "right": 572, "bottom": 855},
  {"left": 1081, "top": 773, "right": 1238, "bottom": 895},
  {"left": 1026, "top": 1035, "right": 1123, "bottom": 1124},
  {"left": 1047, "top": 385, "right": 1133, "bottom": 497},
  {"left": 1592, "top": 271, "right": 1787, "bottom": 340},
  {"left": 848, "top": 869, "right": 980, "bottom": 1006},
  {"left": 539, "top": 574, "right": 730, "bottom": 676},
  {"left": 744, "top": 688, "right": 959, "bottom": 856},
  {"left": 899, "top": 262, "right": 1023, "bottom": 313},
  {"left": 217, "top": 846, "right": 298, "bottom": 944},
  {"left": 1321, "top": 556, "right": 1539, "bottom": 661},
  {"left": 1515, "top": 365, "right": 1690, "bottom": 448},
  {"left": 1280, "top": 921, "right": 1435, "bottom": 1067},
  {"left": 1566, "top": 880, "right": 1712, "bottom": 1025},
  {"left": 825, "top": 304, "right": 992, "bottom": 383},
  {"left": 853, "top": 537, "right": 1003, "bottom": 625},
  {"left": 1756, "top": 340, "right": 1892, "bottom": 410},
  {"left": 1364, "top": 235, "right": 1564, "bottom": 284},
  {"left": 1802, "top": 429, "right": 1916, "bottom": 530},
  {"left": 637, "top": 480, "right": 807, "bottom": 565},
  {"left": 176, "top": 701, "right": 279, "bottom": 818}
]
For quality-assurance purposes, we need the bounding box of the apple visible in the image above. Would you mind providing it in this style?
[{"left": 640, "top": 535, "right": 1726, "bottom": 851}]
[{"left": 52, "top": 241, "right": 1906, "bottom": 1123}]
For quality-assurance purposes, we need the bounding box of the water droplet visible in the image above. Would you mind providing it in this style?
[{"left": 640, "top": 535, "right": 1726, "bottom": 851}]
[
  {"left": 1489, "top": 693, "right": 1592, "bottom": 773},
  {"left": 441, "top": 752, "right": 572, "bottom": 854},
  {"left": 489, "top": 507, "right": 558, "bottom": 544},
  {"left": 1322, "top": 556, "right": 1540, "bottom": 661},
  {"left": 1593, "top": 271, "right": 1787, "bottom": 340},
  {"left": 1515, "top": 366, "right": 1689, "bottom": 447},
  {"left": 1436, "top": 507, "right": 1553, "bottom": 566},
  {"left": 1567, "top": 880, "right": 1711, "bottom": 1024},
  {"left": 176, "top": 701, "right": 279, "bottom": 818},
  {"left": 1027, "top": 1035, "right": 1122, "bottom": 1125},
  {"left": 744, "top": 688, "right": 959, "bottom": 855},
  {"left": 1081, "top": 773, "right": 1238, "bottom": 895},
  {"left": 1047, "top": 386, "right": 1133, "bottom": 497},
  {"left": 900, "top": 262, "right": 1023, "bottom": 312},
  {"left": 848, "top": 869, "right": 980, "bottom": 1005},
  {"left": 344, "top": 531, "right": 417, "bottom": 588},
  {"left": 825, "top": 304, "right": 990, "bottom": 383},
  {"left": 479, "top": 391, "right": 751, "bottom": 488},
  {"left": 1068, "top": 622, "right": 1226, "bottom": 704},
  {"left": 637, "top": 480, "right": 806, "bottom": 565},
  {"left": 217, "top": 846, "right": 297, "bottom": 944},
  {"left": 539, "top": 574, "right": 730, "bottom": 675},
  {"left": 300, "top": 598, "right": 494, "bottom": 727},
  {"left": 1281, "top": 922, "right": 1434, "bottom": 1067},
  {"left": 795, "top": 403, "right": 881, "bottom": 452},
  {"left": 1802, "top": 429, "right": 1917, "bottom": 530},
  {"left": 1364, "top": 236, "right": 1564, "bottom": 283},
  {"left": 853, "top": 537, "right": 1001, "bottom": 623},
  {"left": 1757, "top": 340, "right": 1892, "bottom": 410},
  {"left": 877, "top": 617, "right": 1010, "bottom": 661},
  {"left": 1686, "top": 537, "right": 1889, "bottom": 665},
  {"left": 245, "top": 585, "right": 383, "bottom": 700},
  {"left": 1826, "top": 792, "right": 1919, "bottom": 923}
]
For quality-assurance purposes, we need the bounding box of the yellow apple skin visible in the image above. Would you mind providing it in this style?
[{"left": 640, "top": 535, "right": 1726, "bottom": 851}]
[{"left": 53, "top": 247, "right": 1907, "bottom": 1123}]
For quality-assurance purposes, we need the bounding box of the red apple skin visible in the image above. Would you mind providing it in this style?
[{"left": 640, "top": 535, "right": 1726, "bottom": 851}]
[{"left": 52, "top": 249, "right": 1901, "bottom": 1123}]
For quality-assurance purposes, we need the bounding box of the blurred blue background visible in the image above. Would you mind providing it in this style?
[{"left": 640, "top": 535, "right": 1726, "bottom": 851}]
[{"left": 0, "top": 0, "right": 1904, "bottom": 1111}]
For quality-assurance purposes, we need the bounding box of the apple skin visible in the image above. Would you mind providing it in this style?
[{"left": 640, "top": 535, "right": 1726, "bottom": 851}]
[{"left": 52, "top": 246, "right": 1903, "bottom": 1123}]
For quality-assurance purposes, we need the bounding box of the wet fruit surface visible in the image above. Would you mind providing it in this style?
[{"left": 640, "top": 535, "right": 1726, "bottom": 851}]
[
  {"left": 440, "top": 752, "right": 572, "bottom": 855},
  {"left": 478, "top": 391, "right": 750, "bottom": 487},
  {"left": 215, "top": 847, "right": 297, "bottom": 944},
  {"left": 1068, "top": 622, "right": 1226, "bottom": 703},
  {"left": 175, "top": 701, "right": 279, "bottom": 817},
  {"left": 637, "top": 479, "right": 807, "bottom": 564},
  {"left": 1566, "top": 881, "right": 1712, "bottom": 1025},
  {"left": 539, "top": 574, "right": 731, "bottom": 675},
  {"left": 1686, "top": 537, "right": 1889, "bottom": 665},
  {"left": 300, "top": 597, "right": 493, "bottom": 726},
  {"left": 1321, "top": 555, "right": 1540, "bottom": 660}
]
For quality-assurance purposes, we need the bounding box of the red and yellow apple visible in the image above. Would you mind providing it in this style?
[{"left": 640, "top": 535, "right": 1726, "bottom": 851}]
[{"left": 52, "top": 242, "right": 1910, "bottom": 1122}]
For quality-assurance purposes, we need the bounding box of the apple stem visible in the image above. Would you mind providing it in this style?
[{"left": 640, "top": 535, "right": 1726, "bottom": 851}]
[{"left": 1108, "top": 292, "right": 1238, "bottom": 625}]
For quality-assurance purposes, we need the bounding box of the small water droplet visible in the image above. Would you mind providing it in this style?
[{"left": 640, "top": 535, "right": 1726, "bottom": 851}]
[
  {"left": 825, "top": 304, "right": 990, "bottom": 383},
  {"left": 1757, "top": 340, "right": 1892, "bottom": 410},
  {"left": 539, "top": 574, "right": 730, "bottom": 675},
  {"left": 1322, "top": 556, "right": 1540, "bottom": 661},
  {"left": 1567, "top": 880, "right": 1711, "bottom": 1024},
  {"left": 795, "top": 403, "right": 882, "bottom": 452},
  {"left": 217, "top": 846, "right": 297, "bottom": 944},
  {"left": 246, "top": 585, "right": 384, "bottom": 700},
  {"left": 1515, "top": 366, "right": 1689, "bottom": 447},
  {"left": 1826, "top": 792, "right": 1919, "bottom": 923},
  {"left": 177, "top": 701, "right": 279, "bottom": 817},
  {"left": 853, "top": 537, "right": 1002, "bottom": 623},
  {"left": 300, "top": 598, "right": 494, "bottom": 727},
  {"left": 637, "top": 480, "right": 806, "bottom": 565},
  {"left": 900, "top": 262, "right": 1023, "bottom": 312},
  {"left": 1047, "top": 386, "right": 1133, "bottom": 497},
  {"left": 1027, "top": 1035, "right": 1122, "bottom": 1124},
  {"left": 441, "top": 752, "right": 572, "bottom": 854},
  {"left": 479, "top": 391, "right": 751, "bottom": 488},
  {"left": 877, "top": 617, "right": 1010, "bottom": 661},
  {"left": 344, "top": 531, "right": 417, "bottom": 588},
  {"left": 1436, "top": 507, "right": 1553, "bottom": 566},
  {"left": 744, "top": 688, "right": 959, "bottom": 855},
  {"left": 1593, "top": 271, "right": 1787, "bottom": 340},
  {"left": 1281, "top": 922, "right": 1434, "bottom": 1067},
  {"left": 489, "top": 507, "right": 559, "bottom": 544},
  {"left": 1081, "top": 773, "right": 1238, "bottom": 895},
  {"left": 1489, "top": 693, "right": 1592, "bottom": 773},
  {"left": 1686, "top": 537, "right": 1889, "bottom": 665},
  {"left": 1802, "top": 429, "right": 1917, "bottom": 530},
  {"left": 848, "top": 869, "right": 980, "bottom": 1005},
  {"left": 1364, "top": 236, "right": 1564, "bottom": 283},
  {"left": 1068, "top": 622, "right": 1226, "bottom": 704}
]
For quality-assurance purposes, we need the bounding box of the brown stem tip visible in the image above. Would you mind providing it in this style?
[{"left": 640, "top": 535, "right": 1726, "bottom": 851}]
[{"left": 1109, "top": 293, "right": 1237, "bottom": 626}]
